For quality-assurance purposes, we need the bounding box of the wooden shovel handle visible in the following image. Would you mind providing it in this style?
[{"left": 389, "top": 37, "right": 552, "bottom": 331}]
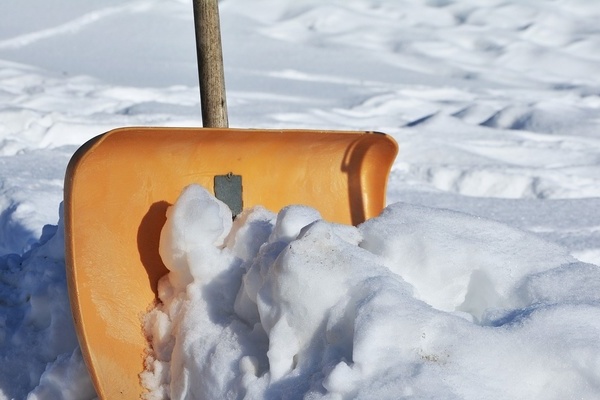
[{"left": 193, "top": 0, "right": 229, "bottom": 128}]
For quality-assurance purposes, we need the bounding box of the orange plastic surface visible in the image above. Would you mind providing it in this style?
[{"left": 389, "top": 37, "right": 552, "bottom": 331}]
[{"left": 64, "top": 127, "right": 398, "bottom": 399}]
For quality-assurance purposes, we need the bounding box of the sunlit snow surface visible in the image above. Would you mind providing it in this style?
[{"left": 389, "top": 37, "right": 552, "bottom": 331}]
[
  {"left": 1, "top": 0, "right": 600, "bottom": 398},
  {"left": 143, "top": 185, "right": 600, "bottom": 399}
]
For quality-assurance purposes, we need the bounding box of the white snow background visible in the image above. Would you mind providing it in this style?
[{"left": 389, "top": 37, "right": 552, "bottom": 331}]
[{"left": 1, "top": 0, "right": 600, "bottom": 399}]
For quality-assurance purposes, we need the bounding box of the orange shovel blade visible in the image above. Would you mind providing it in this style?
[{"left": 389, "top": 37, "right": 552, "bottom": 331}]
[{"left": 64, "top": 127, "right": 397, "bottom": 399}]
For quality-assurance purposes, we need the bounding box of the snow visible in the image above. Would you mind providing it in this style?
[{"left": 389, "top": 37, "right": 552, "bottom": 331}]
[
  {"left": 143, "top": 186, "right": 600, "bottom": 399},
  {"left": 1, "top": 0, "right": 600, "bottom": 399}
]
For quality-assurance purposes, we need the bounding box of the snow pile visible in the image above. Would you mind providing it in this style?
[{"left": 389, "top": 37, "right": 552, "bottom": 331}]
[
  {"left": 142, "top": 185, "right": 600, "bottom": 399},
  {"left": 0, "top": 207, "right": 95, "bottom": 400}
]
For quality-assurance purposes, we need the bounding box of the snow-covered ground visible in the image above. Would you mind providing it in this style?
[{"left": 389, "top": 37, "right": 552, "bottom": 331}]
[{"left": 1, "top": 0, "right": 599, "bottom": 399}]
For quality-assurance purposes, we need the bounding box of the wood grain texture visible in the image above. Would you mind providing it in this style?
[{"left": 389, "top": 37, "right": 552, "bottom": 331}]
[{"left": 193, "top": 0, "right": 229, "bottom": 128}]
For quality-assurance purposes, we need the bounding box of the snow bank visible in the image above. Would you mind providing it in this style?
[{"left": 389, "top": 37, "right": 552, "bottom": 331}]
[
  {"left": 0, "top": 206, "right": 95, "bottom": 400},
  {"left": 143, "top": 185, "right": 600, "bottom": 399}
]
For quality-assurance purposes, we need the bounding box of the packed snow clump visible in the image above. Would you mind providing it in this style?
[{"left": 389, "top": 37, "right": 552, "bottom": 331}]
[{"left": 142, "top": 184, "right": 600, "bottom": 400}]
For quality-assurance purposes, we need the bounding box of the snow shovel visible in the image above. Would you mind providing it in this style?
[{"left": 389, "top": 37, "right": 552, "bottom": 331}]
[{"left": 63, "top": 1, "right": 397, "bottom": 399}]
